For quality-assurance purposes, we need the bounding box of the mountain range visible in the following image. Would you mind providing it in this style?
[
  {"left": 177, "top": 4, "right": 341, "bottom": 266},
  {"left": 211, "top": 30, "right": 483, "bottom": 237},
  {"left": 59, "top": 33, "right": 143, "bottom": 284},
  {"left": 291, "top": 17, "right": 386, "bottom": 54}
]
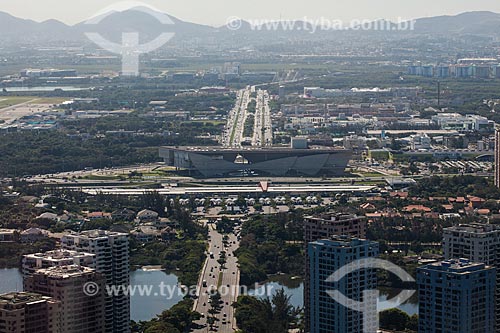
[{"left": 1, "top": 9, "right": 500, "bottom": 43}]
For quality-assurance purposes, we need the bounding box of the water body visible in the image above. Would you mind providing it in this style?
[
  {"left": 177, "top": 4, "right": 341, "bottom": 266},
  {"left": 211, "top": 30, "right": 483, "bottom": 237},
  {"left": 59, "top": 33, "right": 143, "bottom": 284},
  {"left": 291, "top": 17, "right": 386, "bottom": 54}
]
[
  {"left": 0, "top": 268, "right": 23, "bottom": 293},
  {"left": 2, "top": 86, "right": 89, "bottom": 92},
  {"left": 250, "top": 276, "right": 418, "bottom": 315},
  {"left": 130, "top": 269, "right": 184, "bottom": 322},
  {"left": 0, "top": 268, "right": 183, "bottom": 322}
]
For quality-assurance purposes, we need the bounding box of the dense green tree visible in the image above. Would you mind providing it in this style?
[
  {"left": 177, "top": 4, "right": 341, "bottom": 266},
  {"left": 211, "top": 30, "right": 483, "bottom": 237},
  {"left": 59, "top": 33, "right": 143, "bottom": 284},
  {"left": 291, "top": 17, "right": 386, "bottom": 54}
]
[
  {"left": 379, "top": 308, "right": 417, "bottom": 332},
  {"left": 134, "top": 299, "right": 200, "bottom": 333},
  {"left": 234, "top": 289, "right": 301, "bottom": 333}
]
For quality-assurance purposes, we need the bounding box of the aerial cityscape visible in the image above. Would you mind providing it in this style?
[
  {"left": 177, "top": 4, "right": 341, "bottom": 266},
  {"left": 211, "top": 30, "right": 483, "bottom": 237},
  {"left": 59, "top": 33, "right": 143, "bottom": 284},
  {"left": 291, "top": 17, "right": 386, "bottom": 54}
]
[{"left": 2, "top": 1, "right": 500, "bottom": 333}]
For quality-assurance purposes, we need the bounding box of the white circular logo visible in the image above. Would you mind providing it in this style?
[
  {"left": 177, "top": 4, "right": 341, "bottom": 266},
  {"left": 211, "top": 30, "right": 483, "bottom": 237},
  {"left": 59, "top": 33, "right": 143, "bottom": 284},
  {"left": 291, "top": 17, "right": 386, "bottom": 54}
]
[
  {"left": 83, "top": 1, "right": 176, "bottom": 76},
  {"left": 83, "top": 282, "right": 100, "bottom": 296}
]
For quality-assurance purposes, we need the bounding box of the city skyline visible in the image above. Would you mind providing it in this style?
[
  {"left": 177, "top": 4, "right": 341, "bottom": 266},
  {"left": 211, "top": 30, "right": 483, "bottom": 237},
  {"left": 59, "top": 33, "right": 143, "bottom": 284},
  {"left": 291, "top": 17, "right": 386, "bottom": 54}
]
[{"left": 1, "top": 0, "right": 500, "bottom": 26}]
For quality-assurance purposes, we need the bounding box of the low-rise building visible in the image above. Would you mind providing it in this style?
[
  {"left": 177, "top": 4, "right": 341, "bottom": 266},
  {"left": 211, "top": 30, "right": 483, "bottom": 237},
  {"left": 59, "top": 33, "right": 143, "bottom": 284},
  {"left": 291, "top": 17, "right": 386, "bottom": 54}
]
[
  {"left": 130, "top": 226, "right": 160, "bottom": 243},
  {"left": 136, "top": 209, "right": 159, "bottom": 222},
  {"left": 20, "top": 228, "right": 48, "bottom": 243},
  {"left": 0, "top": 229, "right": 17, "bottom": 242}
]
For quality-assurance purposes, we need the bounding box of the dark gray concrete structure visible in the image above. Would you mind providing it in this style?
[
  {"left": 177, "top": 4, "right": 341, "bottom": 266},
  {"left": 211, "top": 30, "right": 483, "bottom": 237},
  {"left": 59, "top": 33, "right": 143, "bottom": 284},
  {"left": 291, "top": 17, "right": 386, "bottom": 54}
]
[{"left": 159, "top": 146, "right": 352, "bottom": 178}]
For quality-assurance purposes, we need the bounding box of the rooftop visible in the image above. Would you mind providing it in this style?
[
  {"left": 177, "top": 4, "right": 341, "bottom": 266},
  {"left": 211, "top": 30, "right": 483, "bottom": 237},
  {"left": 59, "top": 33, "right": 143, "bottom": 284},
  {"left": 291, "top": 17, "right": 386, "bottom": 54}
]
[
  {"left": 311, "top": 236, "right": 376, "bottom": 248},
  {"left": 305, "top": 213, "right": 363, "bottom": 222},
  {"left": 444, "top": 223, "right": 500, "bottom": 234},
  {"left": 34, "top": 265, "right": 96, "bottom": 278},
  {"left": 24, "top": 250, "right": 94, "bottom": 261},
  {"left": 161, "top": 145, "right": 346, "bottom": 152},
  {"left": 423, "top": 259, "right": 492, "bottom": 274},
  {"left": 63, "top": 230, "right": 128, "bottom": 239},
  {"left": 0, "top": 292, "right": 52, "bottom": 306}
]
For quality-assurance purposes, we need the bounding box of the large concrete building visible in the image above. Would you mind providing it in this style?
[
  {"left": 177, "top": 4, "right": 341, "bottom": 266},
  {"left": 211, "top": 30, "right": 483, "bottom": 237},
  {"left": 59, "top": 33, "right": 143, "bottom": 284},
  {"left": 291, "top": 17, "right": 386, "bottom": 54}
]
[
  {"left": 22, "top": 250, "right": 95, "bottom": 277},
  {"left": 61, "top": 231, "right": 130, "bottom": 333},
  {"left": 24, "top": 265, "right": 106, "bottom": 333},
  {"left": 417, "top": 259, "right": 496, "bottom": 333},
  {"left": 0, "top": 292, "right": 60, "bottom": 333},
  {"left": 443, "top": 223, "right": 500, "bottom": 329},
  {"left": 303, "top": 213, "right": 367, "bottom": 332},
  {"left": 159, "top": 146, "right": 352, "bottom": 178},
  {"left": 308, "top": 237, "right": 379, "bottom": 333}
]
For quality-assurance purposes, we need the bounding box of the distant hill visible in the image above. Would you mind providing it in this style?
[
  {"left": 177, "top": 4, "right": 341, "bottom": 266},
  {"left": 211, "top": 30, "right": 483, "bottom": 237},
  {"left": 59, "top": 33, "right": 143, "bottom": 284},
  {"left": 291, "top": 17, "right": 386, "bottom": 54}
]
[
  {"left": 413, "top": 11, "right": 500, "bottom": 35},
  {"left": 0, "top": 9, "right": 499, "bottom": 43},
  {"left": 73, "top": 7, "right": 215, "bottom": 42},
  {"left": 0, "top": 12, "right": 74, "bottom": 41}
]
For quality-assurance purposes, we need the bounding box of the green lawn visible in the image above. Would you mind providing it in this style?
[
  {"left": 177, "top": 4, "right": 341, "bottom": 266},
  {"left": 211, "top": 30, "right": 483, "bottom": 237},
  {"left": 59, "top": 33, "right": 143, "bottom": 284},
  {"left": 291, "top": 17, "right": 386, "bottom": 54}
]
[
  {"left": 0, "top": 96, "right": 72, "bottom": 109},
  {"left": 0, "top": 96, "right": 37, "bottom": 109}
]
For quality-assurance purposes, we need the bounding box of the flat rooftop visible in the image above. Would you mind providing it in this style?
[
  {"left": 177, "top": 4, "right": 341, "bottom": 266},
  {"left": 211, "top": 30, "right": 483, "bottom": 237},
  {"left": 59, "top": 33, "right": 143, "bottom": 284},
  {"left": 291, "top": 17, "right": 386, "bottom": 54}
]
[
  {"left": 162, "top": 146, "right": 347, "bottom": 152},
  {"left": 304, "top": 213, "right": 363, "bottom": 222},
  {"left": 64, "top": 230, "right": 128, "bottom": 239},
  {"left": 444, "top": 223, "right": 500, "bottom": 234},
  {"left": 24, "top": 250, "right": 94, "bottom": 261},
  {"left": 34, "top": 265, "right": 96, "bottom": 278},
  {"left": 423, "top": 259, "right": 492, "bottom": 274},
  {"left": 0, "top": 292, "right": 52, "bottom": 305}
]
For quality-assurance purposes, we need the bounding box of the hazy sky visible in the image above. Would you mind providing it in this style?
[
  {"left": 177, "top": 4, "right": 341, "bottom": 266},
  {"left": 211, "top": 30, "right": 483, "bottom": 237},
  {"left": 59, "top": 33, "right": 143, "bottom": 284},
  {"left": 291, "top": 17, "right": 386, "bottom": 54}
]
[{"left": 1, "top": 0, "right": 500, "bottom": 26}]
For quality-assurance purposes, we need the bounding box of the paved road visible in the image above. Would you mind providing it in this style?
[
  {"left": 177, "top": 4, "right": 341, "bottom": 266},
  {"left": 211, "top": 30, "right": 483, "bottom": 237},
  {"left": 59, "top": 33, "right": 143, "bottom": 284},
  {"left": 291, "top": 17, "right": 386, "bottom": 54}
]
[
  {"left": 192, "top": 227, "right": 240, "bottom": 333},
  {"left": 252, "top": 89, "right": 272, "bottom": 147},
  {"left": 223, "top": 87, "right": 251, "bottom": 148},
  {"left": 261, "top": 90, "right": 273, "bottom": 146},
  {"left": 0, "top": 99, "right": 43, "bottom": 124},
  {"left": 26, "top": 163, "right": 181, "bottom": 183}
]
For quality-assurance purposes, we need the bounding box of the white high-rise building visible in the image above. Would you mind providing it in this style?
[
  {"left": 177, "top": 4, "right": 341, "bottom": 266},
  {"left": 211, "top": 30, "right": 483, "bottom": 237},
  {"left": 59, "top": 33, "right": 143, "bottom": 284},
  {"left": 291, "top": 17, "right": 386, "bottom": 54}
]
[
  {"left": 22, "top": 250, "right": 95, "bottom": 277},
  {"left": 443, "top": 223, "right": 500, "bottom": 330},
  {"left": 61, "top": 230, "right": 130, "bottom": 333},
  {"left": 443, "top": 223, "right": 500, "bottom": 268}
]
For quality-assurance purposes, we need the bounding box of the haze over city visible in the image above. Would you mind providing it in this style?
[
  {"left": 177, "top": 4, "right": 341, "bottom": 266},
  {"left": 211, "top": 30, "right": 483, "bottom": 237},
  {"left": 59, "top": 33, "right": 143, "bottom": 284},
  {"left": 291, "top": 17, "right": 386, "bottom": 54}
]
[{"left": 1, "top": 0, "right": 500, "bottom": 25}]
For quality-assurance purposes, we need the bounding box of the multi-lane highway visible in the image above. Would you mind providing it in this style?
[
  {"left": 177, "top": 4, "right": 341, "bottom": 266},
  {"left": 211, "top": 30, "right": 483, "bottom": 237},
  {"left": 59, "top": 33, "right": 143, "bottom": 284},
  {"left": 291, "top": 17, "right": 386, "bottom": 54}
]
[
  {"left": 261, "top": 90, "right": 273, "bottom": 146},
  {"left": 222, "top": 87, "right": 251, "bottom": 148},
  {"left": 222, "top": 87, "right": 274, "bottom": 148},
  {"left": 192, "top": 227, "right": 240, "bottom": 333},
  {"left": 251, "top": 89, "right": 272, "bottom": 147}
]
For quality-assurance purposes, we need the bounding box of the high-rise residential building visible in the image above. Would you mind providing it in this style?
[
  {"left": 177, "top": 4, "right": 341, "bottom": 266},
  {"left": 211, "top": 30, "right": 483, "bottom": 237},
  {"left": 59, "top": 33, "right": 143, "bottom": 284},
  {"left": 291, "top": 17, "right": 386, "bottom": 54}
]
[
  {"left": 496, "top": 126, "right": 500, "bottom": 188},
  {"left": 417, "top": 259, "right": 496, "bottom": 333},
  {"left": 61, "top": 230, "right": 130, "bottom": 333},
  {"left": 0, "top": 292, "right": 60, "bottom": 333},
  {"left": 304, "top": 213, "right": 367, "bottom": 243},
  {"left": 443, "top": 223, "right": 500, "bottom": 328},
  {"left": 304, "top": 213, "right": 367, "bottom": 331},
  {"left": 443, "top": 224, "right": 500, "bottom": 264},
  {"left": 22, "top": 250, "right": 95, "bottom": 277},
  {"left": 24, "top": 265, "right": 106, "bottom": 333},
  {"left": 308, "top": 236, "right": 379, "bottom": 333}
]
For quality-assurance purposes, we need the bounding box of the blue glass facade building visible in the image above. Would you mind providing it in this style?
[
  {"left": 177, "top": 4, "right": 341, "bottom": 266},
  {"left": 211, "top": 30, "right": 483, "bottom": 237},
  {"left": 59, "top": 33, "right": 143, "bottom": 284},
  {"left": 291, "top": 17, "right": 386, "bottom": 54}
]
[
  {"left": 308, "top": 237, "right": 379, "bottom": 333},
  {"left": 417, "top": 259, "right": 496, "bottom": 333}
]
